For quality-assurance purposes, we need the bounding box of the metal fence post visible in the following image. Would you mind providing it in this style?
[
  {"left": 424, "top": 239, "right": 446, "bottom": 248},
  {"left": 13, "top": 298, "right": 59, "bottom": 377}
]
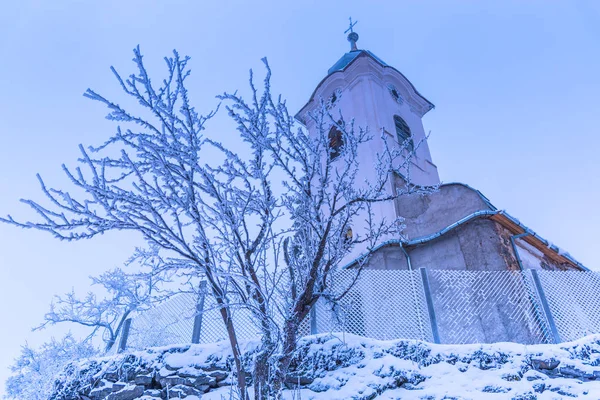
[
  {"left": 191, "top": 281, "right": 207, "bottom": 344},
  {"left": 530, "top": 269, "right": 561, "bottom": 344},
  {"left": 117, "top": 318, "right": 132, "bottom": 353},
  {"left": 419, "top": 268, "right": 441, "bottom": 344},
  {"left": 310, "top": 304, "right": 317, "bottom": 335}
]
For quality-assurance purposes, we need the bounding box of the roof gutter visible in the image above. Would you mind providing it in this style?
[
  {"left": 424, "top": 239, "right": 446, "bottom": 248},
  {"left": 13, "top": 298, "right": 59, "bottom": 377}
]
[
  {"left": 406, "top": 210, "right": 499, "bottom": 247},
  {"left": 341, "top": 210, "right": 499, "bottom": 270},
  {"left": 341, "top": 208, "right": 587, "bottom": 271}
]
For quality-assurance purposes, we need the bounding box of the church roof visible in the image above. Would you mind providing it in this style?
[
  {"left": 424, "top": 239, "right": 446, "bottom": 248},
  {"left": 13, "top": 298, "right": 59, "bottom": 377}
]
[
  {"left": 327, "top": 49, "right": 388, "bottom": 75},
  {"left": 296, "top": 48, "right": 435, "bottom": 122}
]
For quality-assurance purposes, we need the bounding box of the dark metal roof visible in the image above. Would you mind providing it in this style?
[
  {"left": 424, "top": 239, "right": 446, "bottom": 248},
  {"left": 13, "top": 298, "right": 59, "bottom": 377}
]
[{"left": 327, "top": 50, "right": 388, "bottom": 75}]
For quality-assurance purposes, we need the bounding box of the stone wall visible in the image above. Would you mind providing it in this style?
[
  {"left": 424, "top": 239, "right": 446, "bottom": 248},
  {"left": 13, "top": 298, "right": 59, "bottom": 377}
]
[{"left": 52, "top": 334, "right": 600, "bottom": 399}]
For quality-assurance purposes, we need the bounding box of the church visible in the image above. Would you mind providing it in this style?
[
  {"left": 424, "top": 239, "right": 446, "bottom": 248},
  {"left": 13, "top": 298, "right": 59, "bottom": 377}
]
[
  {"left": 294, "top": 25, "right": 589, "bottom": 345},
  {"left": 296, "top": 27, "right": 586, "bottom": 276}
]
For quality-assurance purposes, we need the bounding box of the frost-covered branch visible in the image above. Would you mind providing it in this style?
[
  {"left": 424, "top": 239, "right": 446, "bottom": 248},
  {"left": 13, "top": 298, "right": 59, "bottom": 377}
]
[{"left": 35, "top": 266, "right": 169, "bottom": 353}]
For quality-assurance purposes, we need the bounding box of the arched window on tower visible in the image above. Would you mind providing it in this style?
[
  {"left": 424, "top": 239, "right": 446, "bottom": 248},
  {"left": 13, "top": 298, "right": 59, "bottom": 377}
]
[
  {"left": 328, "top": 122, "right": 344, "bottom": 161},
  {"left": 394, "top": 115, "right": 413, "bottom": 152}
]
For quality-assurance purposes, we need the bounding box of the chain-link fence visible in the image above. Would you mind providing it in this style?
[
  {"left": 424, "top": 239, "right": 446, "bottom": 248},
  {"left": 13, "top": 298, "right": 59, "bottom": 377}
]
[
  {"left": 113, "top": 269, "right": 600, "bottom": 352},
  {"left": 313, "top": 270, "right": 433, "bottom": 341},
  {"left": 126, "top": 292, "right": 197, "bottom": 349},
  {"left": 536, "top": 271, "right": 600, "bottom": 342},
  {"left": 426, "top": 270, "right": 552, "bottom": 344}
]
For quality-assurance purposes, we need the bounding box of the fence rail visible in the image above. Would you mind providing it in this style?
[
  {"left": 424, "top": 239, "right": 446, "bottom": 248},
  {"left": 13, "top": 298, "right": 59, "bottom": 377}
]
[{"left": 113, "top": 269, "right": 600, "bottom": 352}]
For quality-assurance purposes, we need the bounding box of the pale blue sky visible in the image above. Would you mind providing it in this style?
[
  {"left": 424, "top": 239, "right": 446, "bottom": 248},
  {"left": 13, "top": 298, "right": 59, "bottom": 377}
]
[{"left": 1, "top": 1, "right": 599, "bottom": 394}]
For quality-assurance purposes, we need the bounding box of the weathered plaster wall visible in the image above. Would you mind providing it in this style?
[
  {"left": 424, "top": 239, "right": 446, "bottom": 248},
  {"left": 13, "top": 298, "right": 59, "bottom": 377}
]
[
  {"left": 408, "top": 219, "right": 514, "bottom": 271},
  {"left": 364, "top": 220, "right": 516, "bottom": 272},
  {"left": 362, "top": 244, "right": 409, "bottom": 270},
  {"left": 395, "top": 182, "right": 492, "bottom": 239}
]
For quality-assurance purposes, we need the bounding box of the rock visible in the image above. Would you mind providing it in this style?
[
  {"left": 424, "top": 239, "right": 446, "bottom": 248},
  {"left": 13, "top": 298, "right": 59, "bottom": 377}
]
[
  {"left": 533, "top": 383, "right": 546, "bottom": 393},
  {"left": 402, "top": 383, "right": 421, "bottom": 390},
  {"left": 208, "top": 369, "right": 229, "bottom": 382},
  {"left": 111, "top": 382, "right": 127, "bottom": 392},
  {"left": 106, "top": 384, "right": 145, "bottom": 400},
  {"left": 159, "top": 375, "right": 193, "bottom": 388},
  {"left": 482, "top": 385, "right": 511, "bottom": 393},
  {"left": 104, "top": 371, "right": 120, "bottom": 382},
  {"left": 501, "top": 373, "right": 521, "bottom": 382},
  {"left": 285, "top": 374, "right": 313, "bottom": 386},
  {"left": 525, "top": 372, "right": 545, "bottom": 381},
  {"left": 89, "top": 385, "right": 114, "bottom": 400},
  {"left": 167, "top": 384, "right": 204, "bottom": 397},
  {"left": 530, "top": 357, "right": 560, "bottom": 371},
  {"left": 510, "top": 393, "right": 537, "bottom": 400},
  {"left": 178, "top": 367, "right": 206, "bottom": 378},
  {"left": 143, "top": 389, "right": 162, "bottom": 397},
  {"left": 201, "top": 364, "right": 228, "bottom": 372},
  {"left": 157, "top": 367, "right": 176, "bottom": 378},
  {"left": 558, "top": 366, "right": 595, "bottom": 380},
  {"left": 134, "top": 373, "right": 154, "bottom": 386},
  {"left": 217, "top": 377, "right": 232, "bottom": 387},
  {"left": 192, "top": 375, "right": 216, "bottom": 388}
]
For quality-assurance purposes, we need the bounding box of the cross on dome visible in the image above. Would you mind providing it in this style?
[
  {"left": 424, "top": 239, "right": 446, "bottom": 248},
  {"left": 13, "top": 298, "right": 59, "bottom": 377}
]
[{"left": 345, "top": 17, "right": 359, "bottom": 51}]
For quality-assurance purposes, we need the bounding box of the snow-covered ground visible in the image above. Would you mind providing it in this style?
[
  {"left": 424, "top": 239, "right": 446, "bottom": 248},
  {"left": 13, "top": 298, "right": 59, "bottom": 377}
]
[{"left": 54, "top": 333, "right": 600, "bottom": 399}]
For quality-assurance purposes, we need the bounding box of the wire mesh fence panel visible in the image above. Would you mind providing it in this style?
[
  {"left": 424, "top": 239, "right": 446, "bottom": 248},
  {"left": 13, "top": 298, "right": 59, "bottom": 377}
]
[
  {"left": 111, "top": 269, "right": 600, "bottom": 352},
  {"left": 196, "top": 295, "right": 261, "bottom": 344},
  {"left": 427, "top": 270, "right": 552, "bottom": 345},
  {"left": 126, "top": 292, "right": 198, "bottom": 350},
  {"left": 314, "top": 269, "right": 433, "bottom": 341},
  {"left": 536, "top": 271, "right": 600, "bottom": 342}
]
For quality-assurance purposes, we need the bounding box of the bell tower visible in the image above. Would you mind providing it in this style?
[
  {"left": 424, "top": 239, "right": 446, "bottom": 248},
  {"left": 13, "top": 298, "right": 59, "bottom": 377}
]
[{"left": 295, "top": 22, "right": 439, "bottom": 187}]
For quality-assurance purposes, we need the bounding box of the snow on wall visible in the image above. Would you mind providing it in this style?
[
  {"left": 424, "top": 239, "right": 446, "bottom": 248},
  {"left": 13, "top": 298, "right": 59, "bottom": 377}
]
[{"left": 53, "top": 333, "right": 600, "bottom": 399}]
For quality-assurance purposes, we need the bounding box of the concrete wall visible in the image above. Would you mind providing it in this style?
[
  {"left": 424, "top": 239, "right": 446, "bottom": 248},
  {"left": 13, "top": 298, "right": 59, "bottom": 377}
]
[
  {"left": 395, "top": 182, "right": 493, "bottom": 239},
  {"left": 363, "top": 219, "right": 517, "bottom": 272},
  {"left": 409, "top": 219, "right": 517, "bottom": 271}
]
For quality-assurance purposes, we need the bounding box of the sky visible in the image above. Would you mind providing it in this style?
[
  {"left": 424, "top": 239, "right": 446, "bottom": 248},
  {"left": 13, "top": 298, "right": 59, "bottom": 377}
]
[{"left": 1, "top": 0, "right": 600, "bottom": 395}]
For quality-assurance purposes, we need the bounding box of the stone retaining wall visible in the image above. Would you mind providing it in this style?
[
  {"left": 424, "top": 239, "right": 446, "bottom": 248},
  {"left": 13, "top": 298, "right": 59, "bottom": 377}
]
[{"left": 52, "top": 334, "right": 600, "bottom": 399}]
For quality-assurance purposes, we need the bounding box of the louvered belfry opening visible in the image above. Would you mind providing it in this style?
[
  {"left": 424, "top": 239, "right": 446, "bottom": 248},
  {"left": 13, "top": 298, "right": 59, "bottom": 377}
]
[{"left": 394, "top": 115, "right": 413, "bottom": 151}]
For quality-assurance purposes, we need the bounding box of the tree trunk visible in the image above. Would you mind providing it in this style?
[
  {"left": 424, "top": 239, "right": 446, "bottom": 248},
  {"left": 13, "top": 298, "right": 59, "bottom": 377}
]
[
  {"left": 272, "top": 318, "right": 300, "bottom": 398},
  {"left": 253, "top": 348, "right": 270, "bottom": 400},
  {"left": 104, "top": 309, "right": 132, "bottom": 353},
  {"left": 217, "top": 300, "right": 248, "bottom": 400}
]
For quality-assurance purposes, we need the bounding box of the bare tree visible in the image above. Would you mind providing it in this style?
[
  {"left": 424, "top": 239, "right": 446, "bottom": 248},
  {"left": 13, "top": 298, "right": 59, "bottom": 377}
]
[
  {"left": 217, "top": 60, "right": 431, "bottom": 397},
  {"left": 2, "top": 46, "right": 252, "bottom": 399},
  {"left": 5, "top": 334, "right": 97, "bottom": 400},
  {"left": 35, "top": 265, "right": 168, "bottom": 353},
  {"left": 2, "top": 48, "right": 430, "bottom": 399}
]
